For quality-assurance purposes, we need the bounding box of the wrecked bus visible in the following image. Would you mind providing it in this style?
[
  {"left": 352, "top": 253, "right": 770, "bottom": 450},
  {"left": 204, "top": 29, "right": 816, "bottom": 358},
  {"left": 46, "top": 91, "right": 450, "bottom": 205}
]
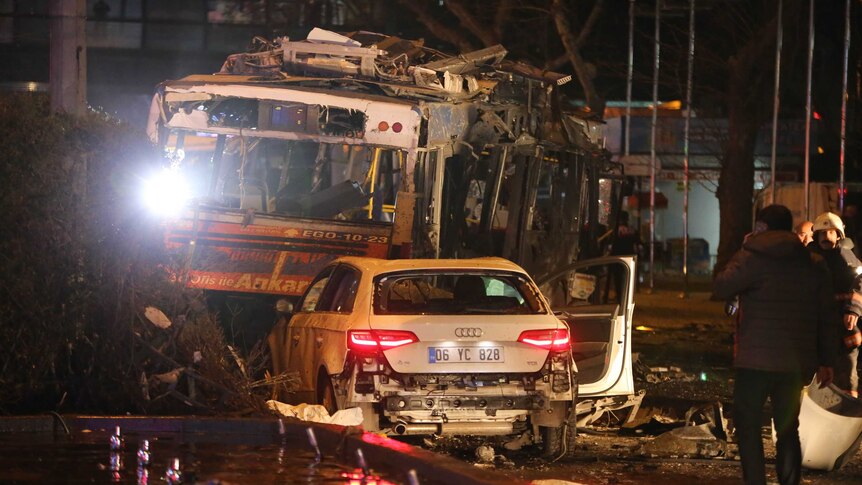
[{"left": 145, "top": 29, "right": 638, "bottom": 431}]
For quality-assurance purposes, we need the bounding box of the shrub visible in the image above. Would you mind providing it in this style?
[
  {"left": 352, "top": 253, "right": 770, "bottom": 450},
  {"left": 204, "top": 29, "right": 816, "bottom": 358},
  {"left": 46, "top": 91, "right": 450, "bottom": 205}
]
[{"left": 0, "top": 94, "right": 286, "bottom": 415}]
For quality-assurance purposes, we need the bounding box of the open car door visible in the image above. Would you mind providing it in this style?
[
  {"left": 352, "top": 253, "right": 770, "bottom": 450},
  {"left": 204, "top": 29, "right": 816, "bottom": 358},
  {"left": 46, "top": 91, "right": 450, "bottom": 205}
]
[{"left": 536, "top": 256, "right": 642, "bottom": 425}]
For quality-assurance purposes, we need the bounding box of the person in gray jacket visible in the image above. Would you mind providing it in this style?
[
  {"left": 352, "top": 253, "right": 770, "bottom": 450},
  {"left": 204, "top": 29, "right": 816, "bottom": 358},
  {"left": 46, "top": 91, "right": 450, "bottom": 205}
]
[{"left": 714, "top": 204, "right": 835, "bottom": 485}]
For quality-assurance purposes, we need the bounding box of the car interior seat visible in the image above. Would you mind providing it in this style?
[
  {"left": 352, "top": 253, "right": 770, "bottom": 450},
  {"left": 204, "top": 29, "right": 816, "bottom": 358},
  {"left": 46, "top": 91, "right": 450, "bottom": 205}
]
[{"left": 454, "top": 275, "right": 486, "bottom": 304}]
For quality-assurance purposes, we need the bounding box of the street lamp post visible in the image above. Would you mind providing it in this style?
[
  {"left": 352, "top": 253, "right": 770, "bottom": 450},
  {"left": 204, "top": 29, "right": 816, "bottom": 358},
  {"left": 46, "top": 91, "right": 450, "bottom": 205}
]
[
  {"left": 682, "top": 0, "right": 696, "bottom": 299},
  {"left": 769, "top": 0, "right": 783, "bottom": 205},
  {"left": 839, "top": 0, "right": 851, "bottom": 212}
]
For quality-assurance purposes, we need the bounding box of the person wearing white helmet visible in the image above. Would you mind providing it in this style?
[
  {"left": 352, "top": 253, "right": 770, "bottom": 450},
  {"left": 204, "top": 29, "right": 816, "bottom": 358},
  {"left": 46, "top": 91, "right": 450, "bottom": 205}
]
[{"left": 809, "top": 211, "right": 862, "bottom": 398}]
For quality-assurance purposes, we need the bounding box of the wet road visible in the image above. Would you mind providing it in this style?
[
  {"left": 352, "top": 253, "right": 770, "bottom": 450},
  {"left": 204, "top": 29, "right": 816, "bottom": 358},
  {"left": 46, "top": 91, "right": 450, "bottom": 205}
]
[{"left": 422, "top": 432, "right": 862, "bottom": 485}]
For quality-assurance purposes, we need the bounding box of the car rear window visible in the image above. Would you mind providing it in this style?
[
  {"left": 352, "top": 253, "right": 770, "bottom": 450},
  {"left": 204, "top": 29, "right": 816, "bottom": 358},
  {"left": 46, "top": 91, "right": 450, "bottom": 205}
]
[{"left": 373, "top": 271, "right": 545, "bottom": 315}]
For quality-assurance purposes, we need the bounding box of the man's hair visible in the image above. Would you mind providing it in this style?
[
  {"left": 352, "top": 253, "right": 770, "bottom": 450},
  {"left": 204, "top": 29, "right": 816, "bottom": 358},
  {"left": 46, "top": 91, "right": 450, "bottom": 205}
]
[{"left": 756, "top": 204, "right": 793, "bottom": 231}]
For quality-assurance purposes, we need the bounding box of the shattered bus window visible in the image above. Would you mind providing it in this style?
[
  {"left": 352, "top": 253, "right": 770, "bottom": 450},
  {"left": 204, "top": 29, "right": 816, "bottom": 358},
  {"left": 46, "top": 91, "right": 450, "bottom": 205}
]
[{"left": 162, "top": 131, "right": 401, "bottom": 221}]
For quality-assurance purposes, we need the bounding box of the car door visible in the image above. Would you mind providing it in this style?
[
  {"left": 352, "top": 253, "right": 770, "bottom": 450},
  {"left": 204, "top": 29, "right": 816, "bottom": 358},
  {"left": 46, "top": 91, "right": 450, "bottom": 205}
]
[
  {"left": 536, "top": 256, "right": 636, "bottom": 398},
  {"left": 286, "top": 265, "right": 335, "bottom": 402},
  {"left": 310, "top": 264, "right": 361, "bottom": 390}
]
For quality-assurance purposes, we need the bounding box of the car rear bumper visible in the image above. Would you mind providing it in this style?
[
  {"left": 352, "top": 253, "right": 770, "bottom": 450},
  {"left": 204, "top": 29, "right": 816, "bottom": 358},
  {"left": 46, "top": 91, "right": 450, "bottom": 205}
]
[
  {"left": 365, "top": 381, "right": 572, "bottom": 431},
  {"left": 382, "top": 393, "right": 547, "bottom": 414}
]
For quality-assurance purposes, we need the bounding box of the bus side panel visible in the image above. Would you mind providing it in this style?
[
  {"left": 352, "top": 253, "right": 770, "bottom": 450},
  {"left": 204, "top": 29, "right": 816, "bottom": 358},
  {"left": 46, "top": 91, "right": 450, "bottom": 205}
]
[{"left": 165, "top": 210, "right": 391, "bottom": 296}]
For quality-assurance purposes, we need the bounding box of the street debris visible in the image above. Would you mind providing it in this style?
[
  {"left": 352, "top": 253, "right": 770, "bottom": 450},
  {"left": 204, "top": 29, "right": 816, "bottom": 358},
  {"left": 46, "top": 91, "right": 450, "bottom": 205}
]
[
  {"left": 133, "top": 304, "right": 299, "bottom": 413},
  {"left": 640, "top": 402, "right": 728, "bottom": 458},
  {"left": 639, "top": 423, "right": 729, "bottom": 459},
  {"left": 144, "top": 306, "right": 172, "bottom": 329},
  {"left": 632, "top": 351, "right": 733, "bottom": 404},
  {"left": 503, "top": 432, "right": 534, "bottom": 451},
  {"left": 639, "top": 361, "right": 699, "bottom": 384},
  {"left": 474, "top": 444, "right": 495, "bottom": 463},
  {"left": 265, "top": 401, "right": 364, "bottom": 426},
  {"left": 471, "top": 443, "right": 515, "bottom": 469},
  {"left": 794, "top": 378, "right": 862, "bottom": 471}
]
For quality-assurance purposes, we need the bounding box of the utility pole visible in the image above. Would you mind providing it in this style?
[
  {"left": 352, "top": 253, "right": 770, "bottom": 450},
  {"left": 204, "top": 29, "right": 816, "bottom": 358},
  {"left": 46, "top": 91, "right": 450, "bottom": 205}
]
[{"left": 50, "top": 0, "right": 86, "bottom": 115}]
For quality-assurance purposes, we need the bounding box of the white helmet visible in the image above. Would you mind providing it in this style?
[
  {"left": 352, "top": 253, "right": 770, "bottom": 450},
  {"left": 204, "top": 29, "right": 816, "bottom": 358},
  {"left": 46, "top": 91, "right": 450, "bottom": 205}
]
[{"left": 812, "top": 212, "right": 845, "bottom": 239}]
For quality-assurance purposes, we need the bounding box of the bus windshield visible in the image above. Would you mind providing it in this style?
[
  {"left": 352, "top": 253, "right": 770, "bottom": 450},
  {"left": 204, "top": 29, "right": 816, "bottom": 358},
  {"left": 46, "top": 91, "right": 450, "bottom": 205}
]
[{"left": 166, "top": 132, "right": 403, "bottom": 222}]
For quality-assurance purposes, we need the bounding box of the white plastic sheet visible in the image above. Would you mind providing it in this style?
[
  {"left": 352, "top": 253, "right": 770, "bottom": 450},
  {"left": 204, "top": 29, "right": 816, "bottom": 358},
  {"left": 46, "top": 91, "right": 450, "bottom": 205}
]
[{"left": 266, "top": 401, "right": 364, "bottom": 426}]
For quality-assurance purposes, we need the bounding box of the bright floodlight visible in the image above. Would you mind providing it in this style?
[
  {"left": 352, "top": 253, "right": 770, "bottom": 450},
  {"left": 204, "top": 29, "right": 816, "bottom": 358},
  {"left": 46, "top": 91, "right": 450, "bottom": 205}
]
[{"left": 143, "top": 167, "right": 190, "bottom": 217}]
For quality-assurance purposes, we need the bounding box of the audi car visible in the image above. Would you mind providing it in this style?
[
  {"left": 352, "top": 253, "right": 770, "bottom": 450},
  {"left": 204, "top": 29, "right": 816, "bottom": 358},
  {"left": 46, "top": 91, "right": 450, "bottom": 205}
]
[{"left": 268, "top": 257, "right": 580, "bottom": 456}]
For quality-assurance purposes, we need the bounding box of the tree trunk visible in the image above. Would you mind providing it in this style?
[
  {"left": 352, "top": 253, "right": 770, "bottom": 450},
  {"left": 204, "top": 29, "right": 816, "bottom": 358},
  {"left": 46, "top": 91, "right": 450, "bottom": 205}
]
[
  {"left": 713, "top": 3, "right": 791, "bottom": 274},
  {"left": 715, "top": 89, "right": 758, "bottom": 274}
]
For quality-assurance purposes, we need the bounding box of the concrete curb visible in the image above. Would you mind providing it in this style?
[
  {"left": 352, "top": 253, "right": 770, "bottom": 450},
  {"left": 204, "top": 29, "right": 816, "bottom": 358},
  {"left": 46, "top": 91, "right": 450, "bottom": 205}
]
[{"left": 0, "top": 415, "right": 527, "bottom": 485}]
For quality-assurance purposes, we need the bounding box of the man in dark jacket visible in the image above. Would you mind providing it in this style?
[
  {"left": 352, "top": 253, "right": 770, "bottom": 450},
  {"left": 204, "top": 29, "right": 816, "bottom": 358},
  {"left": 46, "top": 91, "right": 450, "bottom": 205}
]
[
  {"left": 714, "top": 204, "right": 834, "bottom": 485},
  {"left": 808, "top": 211, "right": 862, "bottom": 398}
]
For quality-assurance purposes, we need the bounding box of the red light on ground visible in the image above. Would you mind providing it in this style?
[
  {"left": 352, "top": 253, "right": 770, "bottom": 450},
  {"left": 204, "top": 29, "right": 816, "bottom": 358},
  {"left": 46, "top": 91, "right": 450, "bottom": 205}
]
[{"left": 340, "top": 469, "right": 395, "bottom": 485}]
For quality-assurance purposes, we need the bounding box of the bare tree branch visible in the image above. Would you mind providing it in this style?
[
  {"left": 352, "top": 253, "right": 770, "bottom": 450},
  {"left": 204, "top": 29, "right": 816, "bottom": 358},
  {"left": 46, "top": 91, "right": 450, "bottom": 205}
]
[
  {"left": 397, "top": 0, "right": 475, "bottom": 53},
  {"left": 545, "top": 0, "right": 604, "bottom": 71},
  {"left": 445, "top": 0, "right": 500, "bottom": 47},
  {"left": 493, "top": 0, "right": 514, "bottom": 44},
  {"left": 549, "top": 0, "right": 603, "bottom": 114}
]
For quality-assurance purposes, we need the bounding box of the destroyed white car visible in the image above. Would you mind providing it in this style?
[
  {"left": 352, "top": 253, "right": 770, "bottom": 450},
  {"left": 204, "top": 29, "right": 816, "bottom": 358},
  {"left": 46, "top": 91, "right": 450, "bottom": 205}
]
[{"left": 270, "top": 256, "right": 582, "bottom": 456}]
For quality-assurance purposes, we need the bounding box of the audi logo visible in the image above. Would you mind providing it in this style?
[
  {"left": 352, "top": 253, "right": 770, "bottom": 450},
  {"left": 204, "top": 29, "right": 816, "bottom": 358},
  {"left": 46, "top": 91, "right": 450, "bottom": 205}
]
[{"left": 454, "top": 327, "right": 483, "bottom": 338}]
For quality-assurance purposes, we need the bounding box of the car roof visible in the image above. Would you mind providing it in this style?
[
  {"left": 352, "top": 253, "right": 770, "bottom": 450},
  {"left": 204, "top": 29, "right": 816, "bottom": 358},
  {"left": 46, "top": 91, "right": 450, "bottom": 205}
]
[{"left": 332, "top": 256, "right": 530, "bottom": 277}]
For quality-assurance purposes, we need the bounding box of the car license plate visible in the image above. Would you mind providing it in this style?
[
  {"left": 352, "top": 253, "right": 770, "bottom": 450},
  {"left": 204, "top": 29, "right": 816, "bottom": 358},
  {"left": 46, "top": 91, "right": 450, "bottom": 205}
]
[{"left": 428, "top": 347, "right": 504, "bottom": 363}]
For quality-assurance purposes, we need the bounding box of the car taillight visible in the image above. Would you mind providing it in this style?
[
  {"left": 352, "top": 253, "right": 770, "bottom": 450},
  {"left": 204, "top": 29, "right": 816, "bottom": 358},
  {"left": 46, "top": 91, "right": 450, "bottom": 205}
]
[
  {"left": 348, "top": 330, "right": 419, "bottom": 353},
  {"left": 517, "top": 328, "right": 570, "bottom": 351}
]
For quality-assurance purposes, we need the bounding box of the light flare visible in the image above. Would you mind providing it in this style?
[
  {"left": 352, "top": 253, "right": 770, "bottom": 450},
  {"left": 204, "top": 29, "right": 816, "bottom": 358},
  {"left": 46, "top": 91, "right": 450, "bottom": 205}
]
[{"left": 142, "top": 167, "right": 191, "bottom": 217}]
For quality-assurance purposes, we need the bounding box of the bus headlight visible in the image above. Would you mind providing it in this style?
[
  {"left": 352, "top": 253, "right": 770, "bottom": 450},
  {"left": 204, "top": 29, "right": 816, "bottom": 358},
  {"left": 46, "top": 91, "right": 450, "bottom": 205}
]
[{"left": 143, "top": 167, "right": 190, "bottom": 217}]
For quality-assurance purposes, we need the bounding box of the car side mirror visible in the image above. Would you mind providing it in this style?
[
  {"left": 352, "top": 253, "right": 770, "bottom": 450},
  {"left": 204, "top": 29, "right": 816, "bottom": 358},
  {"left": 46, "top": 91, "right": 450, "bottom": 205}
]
[{"left": 275, "top": 299, "right": 294, "bottom": 315}]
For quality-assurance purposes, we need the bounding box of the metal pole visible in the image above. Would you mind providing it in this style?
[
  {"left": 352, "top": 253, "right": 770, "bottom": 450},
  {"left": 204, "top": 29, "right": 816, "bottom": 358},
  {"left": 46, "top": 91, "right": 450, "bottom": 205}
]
[
  {"left": 649, "top": 0, "right": 661, "bottom": 292},
  {"left": 625, "top": 0, "right": 635, "bottom": 158},
  {"left": 803, "top": 0, "right": 814, "bottom": 220},
  {"left": 840, "top": 0, "right": 851, "bottom": 212},
  {"left": 625, "top": 1, "right": 636, "bottom": 290},
  {"left": 770, "top": 0, "right": 783, "bottom": 205},
  {"left": 682, "top": 0, "right": 695, "bottom": 299}
]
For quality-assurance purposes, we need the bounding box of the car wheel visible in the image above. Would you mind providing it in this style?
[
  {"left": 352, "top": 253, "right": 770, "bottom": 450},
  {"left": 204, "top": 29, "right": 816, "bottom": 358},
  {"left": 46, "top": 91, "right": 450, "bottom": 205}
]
[
  {"left": 540, "top": 405, "right": 577, "bottom": 459},
  {"left": 317, "top": 372, "right": 337, "bottom": 416}
]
